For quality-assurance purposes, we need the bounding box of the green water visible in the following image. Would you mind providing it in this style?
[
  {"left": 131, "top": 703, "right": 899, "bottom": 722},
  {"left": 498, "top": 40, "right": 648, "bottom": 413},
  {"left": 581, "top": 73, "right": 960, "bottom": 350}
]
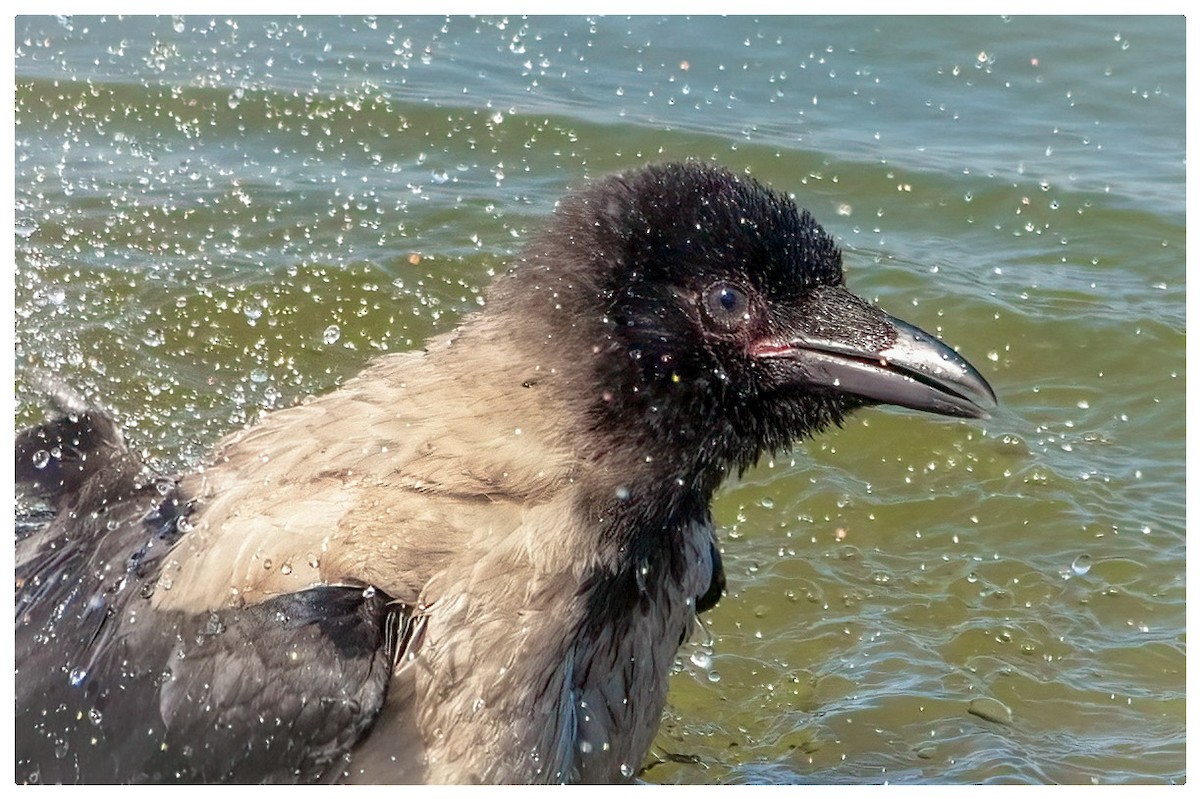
[{"left": 13, "top": 16, "right": 1185, "bottom": 784}]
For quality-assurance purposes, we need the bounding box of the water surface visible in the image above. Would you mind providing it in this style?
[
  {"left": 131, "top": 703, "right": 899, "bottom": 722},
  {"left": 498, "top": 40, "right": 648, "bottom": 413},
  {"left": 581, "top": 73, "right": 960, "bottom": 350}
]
[{"left": 13, "top": 15, "right": 1185, "bottom": 784}]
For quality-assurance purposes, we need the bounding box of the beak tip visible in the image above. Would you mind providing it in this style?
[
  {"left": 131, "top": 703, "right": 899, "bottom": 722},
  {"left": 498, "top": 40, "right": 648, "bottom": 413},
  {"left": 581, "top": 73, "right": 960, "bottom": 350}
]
[{"left": 968, "top": 406, "right": 994, "bottom": 421}]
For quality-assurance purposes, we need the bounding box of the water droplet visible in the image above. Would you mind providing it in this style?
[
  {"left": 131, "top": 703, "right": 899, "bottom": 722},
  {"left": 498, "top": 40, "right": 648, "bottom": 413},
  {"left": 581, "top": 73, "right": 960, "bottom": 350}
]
[
  {"left": 760, "top": 497, "right": 775, "bottom": 509},
  {"left": 431, "top": 168, "right": 449, "bottom": 184},
  {"left": 620, "top": 763, "right": 635, "bottom": 778},
  {"left": 707, "top": 670, "right": 722, "bottom": 683},
  {"left": 323, "top": 324, "right": 341, "bottom": 345},
  {"left": 1071, "top": 554, "right": 1093, "bottom": 576},
  {"left": 615, "top": 486, "right": 630, "bottom": 501},
  {"left": 279, "top": 564, "right": 293, "bottom": 575},
  {"left": 143, "top": 328, "right": 165, "bottom": 348},
  {"left": 31, "top": 449, "right": 50, "bottom": 469},
  {"left": 690, "top": 650, "right": 712, "bottom": 669},
  {"left": 68, "top": 668, "right": 87, "bottom": 687},
  {"left": 202, "top": 612, "right": 226, "bottom": 637}
]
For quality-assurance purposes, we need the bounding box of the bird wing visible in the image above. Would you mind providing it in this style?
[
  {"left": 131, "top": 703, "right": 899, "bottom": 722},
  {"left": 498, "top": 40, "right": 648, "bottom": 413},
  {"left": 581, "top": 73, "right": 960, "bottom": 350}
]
[
  {"left": 14, "top": 411, "right": 403, "bottom": 783},
  {"left": 15, "top": 344, "right": 574, "bottom": 783}
]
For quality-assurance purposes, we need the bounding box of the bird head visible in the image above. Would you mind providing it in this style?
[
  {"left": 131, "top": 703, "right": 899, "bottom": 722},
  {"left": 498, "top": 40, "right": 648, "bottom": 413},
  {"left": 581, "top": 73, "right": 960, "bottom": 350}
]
[{"left": 496, "top": 162, "right": 996, "bottom": 486}]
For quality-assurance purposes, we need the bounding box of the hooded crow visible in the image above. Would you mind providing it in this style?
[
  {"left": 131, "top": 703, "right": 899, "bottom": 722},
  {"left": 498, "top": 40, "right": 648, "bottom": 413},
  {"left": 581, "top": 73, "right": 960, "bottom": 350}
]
[{"left": 15, "top": 161, "right": 995, "bottom": 784}]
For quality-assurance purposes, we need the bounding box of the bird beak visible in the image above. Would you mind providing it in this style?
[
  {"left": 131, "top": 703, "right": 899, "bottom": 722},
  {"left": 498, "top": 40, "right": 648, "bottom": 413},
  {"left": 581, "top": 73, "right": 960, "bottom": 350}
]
[{"left": 752, "top": 285, "right": 997, "bottom": 419}]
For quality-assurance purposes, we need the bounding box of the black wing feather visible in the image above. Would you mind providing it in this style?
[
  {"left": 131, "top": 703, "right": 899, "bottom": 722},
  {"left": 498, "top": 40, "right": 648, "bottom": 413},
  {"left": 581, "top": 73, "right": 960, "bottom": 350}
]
[{"left": 15, "top": 411, "right": 398, "bottom": 784}]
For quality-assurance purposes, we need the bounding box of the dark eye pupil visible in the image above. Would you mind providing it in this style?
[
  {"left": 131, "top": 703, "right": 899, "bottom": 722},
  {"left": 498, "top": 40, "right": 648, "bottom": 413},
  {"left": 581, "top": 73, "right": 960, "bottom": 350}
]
[{"left": 719, "top": 289, "right": 738, "bottom": 311}]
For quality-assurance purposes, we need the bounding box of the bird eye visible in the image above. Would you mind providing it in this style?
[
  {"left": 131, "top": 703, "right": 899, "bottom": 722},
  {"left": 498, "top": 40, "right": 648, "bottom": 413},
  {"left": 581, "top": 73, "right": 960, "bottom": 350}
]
[{"left": 703, "top": 283, "right": 751, "bottom": 330}]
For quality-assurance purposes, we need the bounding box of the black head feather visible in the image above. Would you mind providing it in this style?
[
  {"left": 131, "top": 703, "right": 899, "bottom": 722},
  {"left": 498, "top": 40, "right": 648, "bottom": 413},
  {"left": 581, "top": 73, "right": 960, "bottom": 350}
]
[{"left": 500, "top": 162, "right": 864, "bottom": 486}]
